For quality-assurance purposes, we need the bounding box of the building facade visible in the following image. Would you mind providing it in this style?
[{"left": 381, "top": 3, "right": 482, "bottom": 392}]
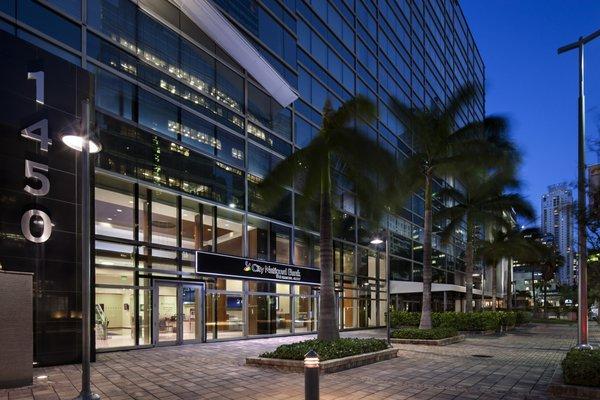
[
  {"left": 541, "top": 183, "right": 574, "bottom": 285},
  {"left": 0, "top": 0, "right": 484, "bottom": 365}
]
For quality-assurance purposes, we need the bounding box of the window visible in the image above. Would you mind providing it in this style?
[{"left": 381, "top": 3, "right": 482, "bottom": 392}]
[
  {"left": 94, "top": 174, "right": 135, "bottom": 240},
  {"left": 138, "top": 90, "right": 178, "bottom": 139},
  {"left": 216, "top": 208, "right": 244, "bottom": 256},
  {"left": 248, "top": 143, "right": 283, "bottom": 178},
  {"left": 248, "top": 83, "right": 292, "bottom": 139},
  {"left": 181, "top": 199, "right": 214, "bottom": 251},
  {"left": 94, "top": 68, "right": 136, "bottom": 120},
  {"left": 150, "top": 190, "right": 178, "bottom": 247},
  {"left": 247, "top": 217, "right": 291, "bottom": 263},
  {"left": 18, "top": 0, "right": 81, "bottom": 50},
  {"left": 88, "top": 0, "right": 137, "bottom": 45}
]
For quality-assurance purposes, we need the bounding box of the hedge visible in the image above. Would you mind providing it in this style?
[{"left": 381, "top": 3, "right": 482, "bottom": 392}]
[
  {"left": 260, "top": 338, "right": 389, "bottom": 361},
  {"left": 391, "top": 327, "right": 458, "bottom": 340},
  {"left": 562, "top": 349, "right": 600, "bottom": 387},
  {"left": 390, "top": 310, "right": 529, "bottom": 331}
]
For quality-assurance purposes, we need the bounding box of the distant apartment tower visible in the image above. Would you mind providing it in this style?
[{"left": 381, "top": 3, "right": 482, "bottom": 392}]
[{"left": 541, "top": 183, "right": 574, "bottom": 284}]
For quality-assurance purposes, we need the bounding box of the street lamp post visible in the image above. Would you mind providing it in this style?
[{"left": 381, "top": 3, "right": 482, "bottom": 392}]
[
  {"left": 558, "top": 28, "right": 600, "bottom": 350},
  {"left": 370, "top": 229, "right": 391, "bottom": 343},
  {"left": 63, "top": 100, "right": 101, "bottom": 399}
]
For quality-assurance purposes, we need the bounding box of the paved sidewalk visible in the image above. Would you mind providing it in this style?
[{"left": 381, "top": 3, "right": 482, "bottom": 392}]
[{"left": 2, "top": 323, "right": 598, "bottom": 400}]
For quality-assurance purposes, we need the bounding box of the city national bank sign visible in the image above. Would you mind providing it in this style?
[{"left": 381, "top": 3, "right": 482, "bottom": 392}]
[
  {"left": 196, "top": 251, "right": 321, "bottom": 285},
  {"left": 0, "top": 31, "right": 92, "bottom": 365}
]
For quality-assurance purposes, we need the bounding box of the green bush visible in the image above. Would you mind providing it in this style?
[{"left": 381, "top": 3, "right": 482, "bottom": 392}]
[
  {"left": 390, "top": 310, "right": 420, "bottom": 327},
  {"left": 260, "top": 338, "right": 389, "bottom": 361},
  {"left": 562, "top": 349, "right": 600, "bottom": 387},
  {"left": 391, "top": 327, "right": 458, "bottom": 340},
  {"left": 497, "top": 311, "right": 517, "bottom": 328},
  {"left": 515, "top": 310, "right": 532, "bottom": 324},
  {"left": 389, "top": 310, "right": 505, "bottom": 331}
]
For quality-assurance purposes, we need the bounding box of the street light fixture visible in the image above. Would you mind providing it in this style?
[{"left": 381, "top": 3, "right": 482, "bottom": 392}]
[
  {"left": 370, "top": 230, "right": 390, "bottom": 343},
  {"left": 558, "top": 28, "right": 600, "bottom": 350},
  {"left": 62, "top": 100, "right": 101, "bottom": 400}
]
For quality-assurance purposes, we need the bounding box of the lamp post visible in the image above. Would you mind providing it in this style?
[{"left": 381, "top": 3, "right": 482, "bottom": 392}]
[
  {"left": 62, "top": 99, "right": 102, "bottom": 399},
  {"left": 370, "top": 229, "right": 390, "bottom": 343},
  {"left": 558, "top": 29, "right": 600, "bottom": 350}
]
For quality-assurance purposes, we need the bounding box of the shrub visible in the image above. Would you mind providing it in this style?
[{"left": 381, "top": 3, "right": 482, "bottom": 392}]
[
  {"left": 497, "top": 311, "right": 517, "bottom": 328},
  {"left": 562, "top": 349, "right": 600, "bottom": 387},
  {"left": 260, "top": 338, "right": 389, "bottom": 361},
  {"left": 390, "top": 310, "right": 420, "bottom": 328},
  {"left": 515, "top": 310, "right": 532, "bottom": 325},
  {"left": 390, "top": 310, "right": 505, "bottom": 331},
  {"left": 391, "top": 327, "right": 458, "bottom": 340}
]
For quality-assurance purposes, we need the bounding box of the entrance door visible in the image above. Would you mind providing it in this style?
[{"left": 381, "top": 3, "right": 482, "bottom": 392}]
[{"left": 155, "top": 281, "right": 204, "bottom": 346}]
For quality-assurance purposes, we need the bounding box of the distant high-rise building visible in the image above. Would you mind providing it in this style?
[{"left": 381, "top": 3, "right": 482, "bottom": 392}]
[{"left": 541, "top": 183, "right": 574, "bottom": 284}]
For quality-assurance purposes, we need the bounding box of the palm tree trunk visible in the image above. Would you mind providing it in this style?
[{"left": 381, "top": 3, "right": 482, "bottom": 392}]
[
  {"left": 491, "top": 263, "right": 497, "bottom": 311},
  {"left": 543, "top": 281, "right": 548, "bottom": 318},
  {"left": 318, "top": 153, "right": 339, "bottom": 340},
  {"left": 465, "top": 219, "right": 474, "bottom": 313},
  {"left": 419, "top": 173, "right": 433, "bottom": 330},
  {"left": 506, "top": 259, "right": 513, "bottom": 310}
]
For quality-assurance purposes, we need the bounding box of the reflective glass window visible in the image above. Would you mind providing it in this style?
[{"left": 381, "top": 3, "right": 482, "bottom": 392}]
[
  {"left": 216, "top": 208, "right": 243, "bottom": 256},
  {"left": 18, "top": 0, "right": 81, "bottom": 50},
  {"left": 95, "top": 174, "right": 135, "bottom": 240},
  {"left": 181, "top": 199, "right": 213, "bottom": 251},
  {"left": 138, "top": 90, "right": 178, "bottom": 139},
  {"left": 94, "top": 67, "right": 135, "bottom": 120},
  {"left": 88, "top": 0, "right": 137, "bottom": 45},
  {"left": 150, "top": 190, "right": 178, "bottom": 247},
  {"left": 46, "top": 0, "right": 81, "bottom": 19}
]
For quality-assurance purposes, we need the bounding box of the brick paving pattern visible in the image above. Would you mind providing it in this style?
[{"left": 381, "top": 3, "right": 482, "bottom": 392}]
[{"left": 2, "top": 323, "right": 598, "bottom": 400}]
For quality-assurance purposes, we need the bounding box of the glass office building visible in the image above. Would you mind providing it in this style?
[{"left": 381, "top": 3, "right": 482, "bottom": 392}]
[{"left": 0, "top": 0, "right": 484, "bottom": 364}]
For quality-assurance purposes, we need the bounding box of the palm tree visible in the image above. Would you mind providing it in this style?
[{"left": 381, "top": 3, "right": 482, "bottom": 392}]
[
  {"left": 538, "top": 245, "right": 564, "bottom": 316},
  {"left": 478, "top": 227, "right": 545, "bottom": 311},
  {"left": 436, "top": 168, "right": 534, "bottom": 312},
  {"left": 390, "top": 83, "right": 514, "bottom": 329},
  {"left": 258, "top": 96, "right": 397, "bottom": 340}
]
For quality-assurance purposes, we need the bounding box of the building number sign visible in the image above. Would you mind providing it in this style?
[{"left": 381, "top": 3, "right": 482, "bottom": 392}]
[{"left": 20, "top": 71, "right": 53, "bottom": 243}]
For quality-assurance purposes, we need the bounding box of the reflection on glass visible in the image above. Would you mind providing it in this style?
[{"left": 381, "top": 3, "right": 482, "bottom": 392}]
[
  {"left": 248, "top": 295, "right": 290, "bottom": 335},
  {"left": 216, "top": 208, "right": 243, "bottom": 256},
  {"left": 95, "top": 287, "right": 135, "bottom": 348},
  {"left": 95, "top": 175, "right": 135, "bottom": 240},
  {"left": 294, "top": 295, "right": 317, "bottom": 333},
  {"left": 206, "top": 293, "right": 244, "bottom": 340},
  {"left": 182, "top": 285, "right": 201, "bottom": 341},
  {"left": 151, "top": 190, "right": 178, "bottom": 246},
  {"left": 158, "top": 285, "right": 178, "bottom": 342},
  {"left": 139, "top": 289, "right": 151, "bottom": 345},
  {"left": 181, "top": 199, "right": 213, "bottom": 250}
]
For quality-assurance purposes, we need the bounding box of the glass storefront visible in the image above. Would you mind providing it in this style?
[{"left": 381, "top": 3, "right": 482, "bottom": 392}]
[{"left": 93, "top": 171, "right": 386, "bottom": 351}]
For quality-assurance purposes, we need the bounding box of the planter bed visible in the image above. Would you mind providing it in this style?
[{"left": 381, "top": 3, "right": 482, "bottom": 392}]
[
  {"left": 246, "top": 347, "right": 398, "bottom": 373},
  {"left": 459, "top": 330, "right": 496, "bottom": 336},
  {"left": 548, "top": 367, "right": 600, "bottom": 399},
  {"left": 390, "top": 335, "right": 464, "bottom": 346}
]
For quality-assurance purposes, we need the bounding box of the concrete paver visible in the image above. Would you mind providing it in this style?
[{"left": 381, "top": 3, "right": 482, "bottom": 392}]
[{"left": 2, "top": 323, "right": 598, "bottom": 399}]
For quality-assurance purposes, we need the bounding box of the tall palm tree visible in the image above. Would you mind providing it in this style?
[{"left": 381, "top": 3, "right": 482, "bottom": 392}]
[
  {"left": 538, "top": 245, "right": 564, "bottom": 316},
  {"left": 478, "top": 227, "right": 544, "bottom": 311},
  {"left": 391, "top": 84, "right": 514, "bottom": 329},
  {"left": 258, "top": 96, "right": 396, "bottom": 340},
  {"left": 436, "top": 169, "right": 534, "bottom": 312}
]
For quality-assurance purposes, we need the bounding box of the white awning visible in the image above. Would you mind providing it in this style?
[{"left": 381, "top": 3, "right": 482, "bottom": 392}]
[{"left": 176, "top": 0, "right": 298, "bottom": 107}]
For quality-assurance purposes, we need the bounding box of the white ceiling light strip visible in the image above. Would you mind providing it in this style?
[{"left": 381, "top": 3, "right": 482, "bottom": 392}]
[{"left": 175, "top": 0, "right": 298, "bottom": 107}]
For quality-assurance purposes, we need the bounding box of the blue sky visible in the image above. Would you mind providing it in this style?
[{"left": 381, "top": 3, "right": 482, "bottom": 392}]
[{"left": 461, "top": 0, "right": 600, "bottom": 226}]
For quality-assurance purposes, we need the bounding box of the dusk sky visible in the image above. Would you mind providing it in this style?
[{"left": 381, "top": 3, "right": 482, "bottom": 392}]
[{"left": 461, "top": 1, "right": 600, "bottom": 226}]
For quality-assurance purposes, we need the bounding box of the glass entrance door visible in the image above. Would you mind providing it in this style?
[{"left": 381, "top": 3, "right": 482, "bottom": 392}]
[{"left": 155, "top": 281, "right": 204, "bottom": 346}]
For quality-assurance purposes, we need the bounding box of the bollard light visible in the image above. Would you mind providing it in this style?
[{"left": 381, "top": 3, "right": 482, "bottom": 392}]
[
  {"left": 304, "top": 349, "right": 320, "bottom": 368},
  {"left": 304, "top": 349, "right": 320, "bottom": 400}
]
